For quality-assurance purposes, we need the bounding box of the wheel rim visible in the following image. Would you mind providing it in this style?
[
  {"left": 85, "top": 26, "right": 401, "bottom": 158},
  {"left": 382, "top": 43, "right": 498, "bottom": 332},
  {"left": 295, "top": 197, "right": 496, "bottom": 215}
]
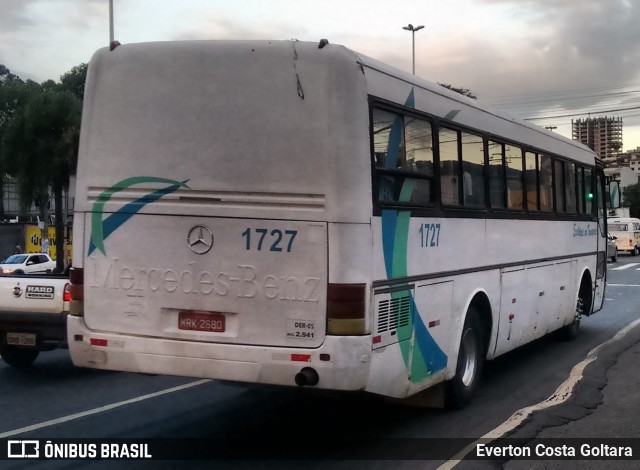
[{"left": 460, "top": 328, "right": 478, "bottom": 387}]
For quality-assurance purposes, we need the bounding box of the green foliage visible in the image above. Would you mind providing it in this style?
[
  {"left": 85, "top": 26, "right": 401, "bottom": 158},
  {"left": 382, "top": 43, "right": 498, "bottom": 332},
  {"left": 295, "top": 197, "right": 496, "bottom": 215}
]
[
  {"left": 438, "top": 82, "right": 477, "bottom": 99},
  {"left": 0, "top": 63, "right": 84, "bottom": 270},
  {"left": 60, "top": 63, "right": 88, "bottom": 100}
]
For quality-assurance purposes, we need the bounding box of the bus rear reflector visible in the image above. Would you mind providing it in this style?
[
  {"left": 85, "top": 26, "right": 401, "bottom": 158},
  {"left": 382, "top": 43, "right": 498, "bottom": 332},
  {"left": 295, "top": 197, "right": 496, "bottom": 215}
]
[
  {"left": 326, "top": 283, "right": 366, "bottom": 335},
  {"left": 90, "top": 338, "right": 108, "bottom": 347},
  {"left": 291, "top": 354, "right": 311, "bottom": 362}
]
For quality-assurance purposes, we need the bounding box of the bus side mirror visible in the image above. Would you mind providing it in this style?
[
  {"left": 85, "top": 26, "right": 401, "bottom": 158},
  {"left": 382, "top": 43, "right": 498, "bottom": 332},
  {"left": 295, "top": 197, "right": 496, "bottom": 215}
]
[{"left": 608, "top": 180, "right": 620, "bottom": 209}]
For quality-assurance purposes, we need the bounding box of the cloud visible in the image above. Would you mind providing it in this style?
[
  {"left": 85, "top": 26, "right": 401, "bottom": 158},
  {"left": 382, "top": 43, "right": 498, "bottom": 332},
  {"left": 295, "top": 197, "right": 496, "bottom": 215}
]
[{"left": 0, "top": 0, "right": 39, "bottom": 34}]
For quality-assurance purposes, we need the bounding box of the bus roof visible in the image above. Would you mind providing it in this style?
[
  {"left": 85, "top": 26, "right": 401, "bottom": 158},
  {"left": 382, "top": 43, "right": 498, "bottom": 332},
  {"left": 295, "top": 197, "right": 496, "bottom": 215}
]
[{"left": 353, "top": 50, "right": 598, "bottom": 165}]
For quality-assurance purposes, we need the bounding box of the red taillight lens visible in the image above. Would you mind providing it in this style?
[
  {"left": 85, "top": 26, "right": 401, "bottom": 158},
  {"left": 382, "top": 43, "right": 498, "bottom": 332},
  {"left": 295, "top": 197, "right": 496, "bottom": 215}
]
[
  {"left": 63, "top": 283, "right": 71, "bottom": 302},
  {"left": 326, "top": 283, "right": 367, "bottom": 335}
]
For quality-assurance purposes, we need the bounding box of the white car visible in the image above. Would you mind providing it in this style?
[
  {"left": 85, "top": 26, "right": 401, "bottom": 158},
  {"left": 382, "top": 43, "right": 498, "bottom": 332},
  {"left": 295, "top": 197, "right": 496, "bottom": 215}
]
[{"left": 0, "top": 253, "right": 57, "bottom": 274}]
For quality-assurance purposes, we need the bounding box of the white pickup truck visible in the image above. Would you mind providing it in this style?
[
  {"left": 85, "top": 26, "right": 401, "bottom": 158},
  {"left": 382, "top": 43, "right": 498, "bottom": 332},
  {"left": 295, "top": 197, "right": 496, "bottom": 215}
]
[{"left": 0, "top": 274, "right": 70, "bottom": 367}]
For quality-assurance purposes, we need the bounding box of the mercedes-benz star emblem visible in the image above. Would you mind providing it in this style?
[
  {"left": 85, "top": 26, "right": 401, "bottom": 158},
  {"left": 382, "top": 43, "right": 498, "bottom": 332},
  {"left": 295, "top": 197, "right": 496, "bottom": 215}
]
[{"left": 187, "top": 225, "right": 214, "bottom": 255}]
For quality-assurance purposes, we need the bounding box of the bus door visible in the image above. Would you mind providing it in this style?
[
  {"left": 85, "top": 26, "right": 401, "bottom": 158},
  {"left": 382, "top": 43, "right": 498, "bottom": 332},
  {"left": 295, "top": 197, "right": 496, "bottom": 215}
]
[{"left": 591, "top": 170, "right": 607, "bottom": 314}]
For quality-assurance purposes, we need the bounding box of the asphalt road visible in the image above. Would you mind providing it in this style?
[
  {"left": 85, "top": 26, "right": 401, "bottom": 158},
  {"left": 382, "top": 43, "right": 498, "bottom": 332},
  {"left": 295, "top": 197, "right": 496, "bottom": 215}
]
[{"left": 2, "top": 256, "right": 640, "bottom": 469}]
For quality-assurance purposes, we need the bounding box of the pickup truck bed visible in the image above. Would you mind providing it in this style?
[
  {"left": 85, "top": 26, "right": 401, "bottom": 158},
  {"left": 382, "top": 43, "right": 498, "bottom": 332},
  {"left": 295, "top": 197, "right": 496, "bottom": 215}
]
[{"left": 0, "top": 274, "right": 70, "bottom": 367}]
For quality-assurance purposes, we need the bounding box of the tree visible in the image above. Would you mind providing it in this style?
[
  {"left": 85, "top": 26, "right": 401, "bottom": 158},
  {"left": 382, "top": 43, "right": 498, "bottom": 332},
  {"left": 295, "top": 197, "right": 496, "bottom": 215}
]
[
  {"left": 438, "top": 83, "right": 477, "bottom": 99},
  {"left": 3, "top": 86, "right": 81, "bottom": 271},
  {"left": 60, "top": 63, "right": 88, "bottom": 100},
  {"left": 0, "top": 63, "right": 84, "bottom": 270},
  {"left": 0, "top": 68, "right": 35, "bottom": 220}
]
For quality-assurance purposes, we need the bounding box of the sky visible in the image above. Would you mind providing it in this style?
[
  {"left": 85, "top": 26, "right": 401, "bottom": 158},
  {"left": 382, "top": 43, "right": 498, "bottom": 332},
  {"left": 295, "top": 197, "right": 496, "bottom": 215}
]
[{"left": 3, "top": 0, "right": 640, "bottom": 151}]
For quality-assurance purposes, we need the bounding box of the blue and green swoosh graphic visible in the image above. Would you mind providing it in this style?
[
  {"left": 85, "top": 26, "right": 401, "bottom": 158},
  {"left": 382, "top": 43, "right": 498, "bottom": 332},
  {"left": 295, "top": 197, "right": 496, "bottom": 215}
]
[
  {"left": 381, "top": 89, "right": 447, "bottom": 382},
  {"left": 89, "top": 176, "right": 190, "bottom": 256}
]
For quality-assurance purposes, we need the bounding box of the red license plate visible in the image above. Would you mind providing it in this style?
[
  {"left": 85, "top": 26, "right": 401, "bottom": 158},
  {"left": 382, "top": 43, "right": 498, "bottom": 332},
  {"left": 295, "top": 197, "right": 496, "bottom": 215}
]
[{"left": 178, "top": 311, "right": 226, "bottom": 332}]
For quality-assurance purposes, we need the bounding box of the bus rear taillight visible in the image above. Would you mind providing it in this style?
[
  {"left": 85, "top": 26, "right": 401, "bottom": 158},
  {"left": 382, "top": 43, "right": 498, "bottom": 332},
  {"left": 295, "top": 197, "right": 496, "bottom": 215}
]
[
  {"left": 326, "top": 283, "right": 366, "bottom": 335},
  {"left": 69, "top": 267, "right": 84, "bottom": 316}
]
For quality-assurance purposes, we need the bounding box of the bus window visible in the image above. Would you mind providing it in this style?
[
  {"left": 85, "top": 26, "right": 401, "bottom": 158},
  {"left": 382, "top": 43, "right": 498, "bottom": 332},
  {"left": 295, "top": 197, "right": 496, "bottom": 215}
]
[
  {"left": 525, "top": 151, "right": 539, "bottom": 211},
  {"left": 405, "top": 118, "right": 434, "bottom": 176},
  {"left": 506, "top": 144, "right": 523, "bottom": 210},
  {"left": 373, "top": 109, "right": 404, "bottom": 170},
  {"left": 439, "top": 127, "right": 460, "bottom": 205},
  {"left": 584, "top": 167, "right": 593, "bottom": 215},
  {"left": 372, "top": 108, "right": 434, "bottom": 205},
  {"left": 489, "top": 141, "right": 506, "bottom": 209},
  {"left": 577, "top": 167, "right": 585, "bottom": 214},
  {"left": 461, "top": 132, "right": 485, "bottom": 208},
  {"left": 565, "top": 162, "right": 577, "bottom": 213},
  {"left": 539, "top": 154, "right": 553, "bottom": 212},
  {"left": 554, "top": 159, "right": 566, "bottom": 213}
]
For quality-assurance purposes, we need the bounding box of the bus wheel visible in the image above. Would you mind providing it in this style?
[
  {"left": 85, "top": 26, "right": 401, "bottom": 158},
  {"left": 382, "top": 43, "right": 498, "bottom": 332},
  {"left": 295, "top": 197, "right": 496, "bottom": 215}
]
[
  {"left": 445, "top": 308, "right": 485, "bottom": 409},
  {"left": 561, "top": 296, "right": 583, "bottom": 341},
  {"left": 0, "top": 346, "right": 39, "bottom": 367}
]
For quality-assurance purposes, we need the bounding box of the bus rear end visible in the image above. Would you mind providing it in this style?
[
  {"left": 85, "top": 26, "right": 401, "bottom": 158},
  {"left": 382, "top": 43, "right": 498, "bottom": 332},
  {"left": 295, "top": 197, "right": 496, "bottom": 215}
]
[{"left": 68, "top": 40, "right": 373, "bottom": 390}]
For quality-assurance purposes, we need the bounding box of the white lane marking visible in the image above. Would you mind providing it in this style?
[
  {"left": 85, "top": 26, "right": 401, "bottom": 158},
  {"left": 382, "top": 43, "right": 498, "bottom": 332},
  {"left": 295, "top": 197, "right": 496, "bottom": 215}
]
[
  {"left": 608, "top": 284, "right": 640, "bottom": 287},
  {"left": 0, "top": 379, "right": 211, "bottom": 438},
  {"left": 611, "top": 263, "right": 640, "bottom": 270},
  {"left": 437, "top": 318, "right": 640, "bottom": 470}
]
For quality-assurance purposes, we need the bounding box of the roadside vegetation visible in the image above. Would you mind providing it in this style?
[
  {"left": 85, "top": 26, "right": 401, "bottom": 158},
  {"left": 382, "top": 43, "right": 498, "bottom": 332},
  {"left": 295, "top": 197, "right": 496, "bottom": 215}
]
[{"left": 0, "top": 63, "right": 87, "bottom": 272}]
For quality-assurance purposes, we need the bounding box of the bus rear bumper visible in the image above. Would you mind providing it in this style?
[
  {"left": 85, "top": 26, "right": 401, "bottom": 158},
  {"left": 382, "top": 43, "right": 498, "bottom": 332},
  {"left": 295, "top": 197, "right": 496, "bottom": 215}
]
[{"left": 67, "top": 315, "right": 371, "bottom": 391}]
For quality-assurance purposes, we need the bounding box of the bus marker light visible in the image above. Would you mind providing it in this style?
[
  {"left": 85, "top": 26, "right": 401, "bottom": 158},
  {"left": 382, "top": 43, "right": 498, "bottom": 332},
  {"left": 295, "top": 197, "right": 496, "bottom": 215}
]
[
  {"left": 320, "top": 354, "right": 330, "bottom": 361},
  {"left": 73, "top": 335, "right": 83, "bottom": 342},
  {"left": 90, "top": 338, "right": 108, "bottom": 347},
  {"left": 509, "top": 313, "right": 515, "bottom": 321},
  {"left": 373, "top": 335, "right": 382, "bottom": 344},
  {"left": 428, "top": 320, "right": 440, "bottom": 328},
  {"left": 291, "top": 354, "right": 311, "bottom": 362}
]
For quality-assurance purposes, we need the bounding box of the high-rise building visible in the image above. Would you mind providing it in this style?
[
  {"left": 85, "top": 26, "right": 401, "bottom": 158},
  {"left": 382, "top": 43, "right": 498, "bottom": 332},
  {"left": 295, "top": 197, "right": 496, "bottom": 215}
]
[{"left": 571, "top": 116, "right": 622, "bottom": 159}]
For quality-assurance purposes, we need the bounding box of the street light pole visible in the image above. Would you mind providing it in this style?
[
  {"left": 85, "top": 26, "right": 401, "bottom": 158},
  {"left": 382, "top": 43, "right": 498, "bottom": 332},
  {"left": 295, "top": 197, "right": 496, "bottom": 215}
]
[
  {"left": 402, "top": 24, "right": 425, "bottom": 75},
  {"left": 109, "top": 0, "right": 114, "bottom": 45}
]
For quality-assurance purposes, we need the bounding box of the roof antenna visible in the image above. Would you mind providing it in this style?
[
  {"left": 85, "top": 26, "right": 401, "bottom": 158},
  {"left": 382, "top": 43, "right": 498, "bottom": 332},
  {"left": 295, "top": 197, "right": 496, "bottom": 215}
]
[{"left": 318, "top": 39, "right": 329, "bottom": 49}]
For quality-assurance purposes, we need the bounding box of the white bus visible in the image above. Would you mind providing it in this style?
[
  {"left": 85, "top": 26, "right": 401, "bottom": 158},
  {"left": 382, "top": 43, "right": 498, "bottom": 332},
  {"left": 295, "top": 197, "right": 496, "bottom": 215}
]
[{"left": 68, "top": 40, "right": 612, "bottom": 408}]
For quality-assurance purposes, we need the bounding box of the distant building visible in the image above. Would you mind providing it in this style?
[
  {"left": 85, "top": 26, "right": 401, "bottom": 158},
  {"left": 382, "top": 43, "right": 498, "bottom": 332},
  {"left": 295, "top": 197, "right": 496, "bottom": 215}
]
[
  {"left": 0, "top": 177, "right": 74, "bottom": 225},
  {"left": 604, "top": 147, "right": 640, "bottom": 212},
  {"left": 572, "top": 116, "right": 623, "bottom": 159}
]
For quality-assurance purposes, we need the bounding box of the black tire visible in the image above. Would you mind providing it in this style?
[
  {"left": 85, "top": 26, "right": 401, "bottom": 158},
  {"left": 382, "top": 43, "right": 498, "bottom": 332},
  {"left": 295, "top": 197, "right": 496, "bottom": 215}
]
[
  {"left": 0, "top": 346, "right": 39, "bottom": 367},
  {"left": 561, "top": 296, "right": 583, "bottom": 341},
  {"left": 13, "top": 269, "right": 24, "bottom": 275},
  {"left": 445, "top": 308, "right": 485, "bottom": 409},
  {"left": 613, "top": 250, "right": 618, "bottom": 263}
]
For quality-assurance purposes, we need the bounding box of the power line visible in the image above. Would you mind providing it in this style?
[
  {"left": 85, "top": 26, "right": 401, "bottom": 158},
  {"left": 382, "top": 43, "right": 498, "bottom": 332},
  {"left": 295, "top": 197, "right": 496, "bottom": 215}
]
[{"left": 524, "top": 105, "right": 640, "bottom": 121}]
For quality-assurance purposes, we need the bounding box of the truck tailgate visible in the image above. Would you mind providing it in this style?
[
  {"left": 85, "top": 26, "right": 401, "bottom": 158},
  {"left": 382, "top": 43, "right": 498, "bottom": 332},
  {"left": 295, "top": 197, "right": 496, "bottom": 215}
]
[{"left": 0, "top": 277, "right": 68, "bottom": 314}]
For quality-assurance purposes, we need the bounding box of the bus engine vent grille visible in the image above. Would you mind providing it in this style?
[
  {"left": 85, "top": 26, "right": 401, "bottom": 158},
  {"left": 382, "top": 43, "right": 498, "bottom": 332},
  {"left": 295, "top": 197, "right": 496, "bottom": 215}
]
[{"left": 377, "top": 295, "right": 411, "bottom": 333}]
